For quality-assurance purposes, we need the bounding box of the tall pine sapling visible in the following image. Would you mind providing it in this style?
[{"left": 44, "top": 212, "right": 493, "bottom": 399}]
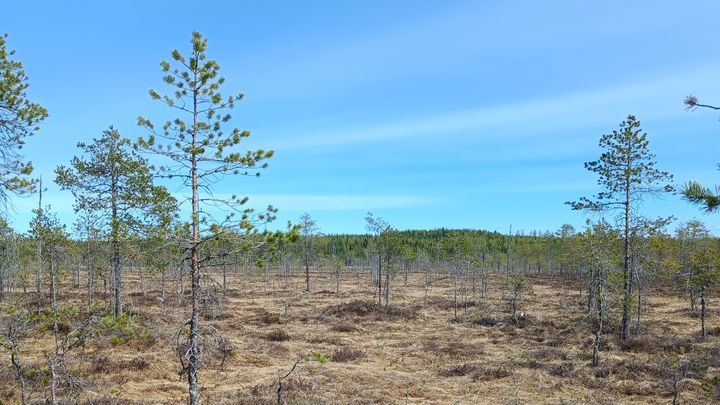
[
  {"left": 0, "top": 33, "right": 48, "bottom": 202},
  {"left": 56, "top": 126, "right": 176, "bottom": 318},
  {"left": 567, "top": 115, "right": 673, "bottom": 343},
  {"left": 136, "top": 32, "right": 279, "bottom": 405}
]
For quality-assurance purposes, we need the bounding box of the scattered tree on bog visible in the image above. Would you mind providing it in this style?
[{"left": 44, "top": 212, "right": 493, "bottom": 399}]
[
  {"left": 55, "top": 127, "right": 176, "bottom": 318},
  {"left": 0, "top": 33, "right": 47, "bottom": 204},
  {"left": 135, "top": 32, "right": 286, "bottom": 405},
  {"left": 567, "top": 115, "right": 674, "bottom": 343}
]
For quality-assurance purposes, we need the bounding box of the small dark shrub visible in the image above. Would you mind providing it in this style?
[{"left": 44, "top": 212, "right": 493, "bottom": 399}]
[
  {"left": 91, "top": 354, "right": 114, "bottom": 374},
  {"left": 706, "top": 326, "right": 720, "bottom": 336},
  {"left": 530, "top": 348, "right": 568, "bottom": 361},
  {"left": 621, "top": 335, "right": 695, "bottom": 354},
  {"left": 127, "top": 356, "right": 150, "bottom": 371},
  {"left": 267, "top": 329, "right": 290, "bottom": 342},
  {"left": 81, "top": 398, "right": 135, "bottom": 405},
  {"left": 308, "top": 334, "right": 343, "bottom": 345},
  {"left": 594, "top": 366, "right": 610, "bottom": 378},
  {"left": 258, "top": 313, "right": 283, "bottom": 325},
  {"left": 522, "top": 359, "right": 543, "bottom": 369},
  {"left": 332, "top": 347, "right": 365, "bottom": 362},
  {"left": 471, "top": 366, "right": 512, "bottom": 381},
  {"left": 549, "top": 362, "right": 575, "bottom": 377},
  {"left": 473, "top": 317, "right": 502, "bottom": 327},
  {"left": 330, "top": 323, "right": 358, "bottom": 333},
  {"left": 423, "top": 340, "right": 484, "bottom": 358},
  {"left": 439, "top": 363, "right": 478, "bottom": 377},
  {"left": 323, "top": 300, "right": 418, "bottom": 320}
]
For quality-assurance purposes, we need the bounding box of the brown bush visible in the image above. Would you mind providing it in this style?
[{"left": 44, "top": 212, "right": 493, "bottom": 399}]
[
  {"left": 91, "top": 354, "right": 114, "bottom": 374},
  {"left": 332, "top": 347, "right": 365, "bottom": 362},
  {"left": 549, "top": 362, "right": 575, "bottom": 377},
  {"left": 258, "top": 313, "right": 283, "bottom": 325},
  {"left": 439, "top": 363, "right": 511, "bottom": 381},
  {"left": 267, "top": 329, "right": 290, "bottom": 342},
  {"left": 473, "top": 317, "right": 502, "bottom": 327},
  {"left": 426, "top": 298, "right": 479, "bottom": 310},
  {"left": 81, "top": 398, "right": 136, "bottom": 405},
  {"left": 594, "top": 365, "right": 610, "bottom": 378},
  {"left": 322, "top": 300, "right": 418, "bottom": 320},
  {"left": 307, "top": 334, "right": 343, "bottom": 345},
  {"left": 529, "top": 347, "right": 568, "bottom": 361},
  {"left": 621, "top": 335, "right": 696, "bottom": 353},
  {"left": 126, "top": 356, "right": 151, "bottom": 371},
  {"left": 330, "top": 323, "right": 358, "bottom": 333},
  {"left": 239, "top": 377, "right": 316, "bottom": 405},
  {"left": 423, "top": 339, "right": 484, "bottom": 358},
  {"left": 613, "top": 358, "right": 668, "bottom": 380},
  {"left": 439, "top": 363, "right": 478, "bottom": 377},
  {"left": 471, "top": 366, "right": 512, "bottom": 381}
]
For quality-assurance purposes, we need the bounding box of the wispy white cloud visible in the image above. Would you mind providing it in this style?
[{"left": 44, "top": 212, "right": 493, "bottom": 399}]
[
  {"left": 267, "top": 65, "right": 720, "bottom": 151},
  {"left": 247, "top": 194, "right": 439, "bottom": 211}
]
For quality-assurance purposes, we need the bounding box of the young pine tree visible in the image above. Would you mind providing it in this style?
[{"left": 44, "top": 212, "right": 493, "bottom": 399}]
[
  {"left": 0, "top": 33, "right": 48, "bottom": 202},
  {"left": 567, "top": 115, "right": 673, "bottom": 343},
  {"left": 56, "top": 126, "right": 175, "bottom": 318},
  {"left": 136, "top": 32, "right": 278, "bottom": 405}
]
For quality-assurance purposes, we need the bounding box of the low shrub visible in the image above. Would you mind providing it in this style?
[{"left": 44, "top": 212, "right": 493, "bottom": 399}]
[
  {"left": 322, "top": 300, "right": 418, "bottom": 320},
  {"left": 332, "top": 347, "right": 365, "bottom": 362},
  {"left": 267, "top": 329, "right": 290, "bottom": 342},
  {"left": 330, "top": 323, "right": 358, "bottom": 333},
  {"left": 549, "top": 362, "right": 575, "bottom": 377}
]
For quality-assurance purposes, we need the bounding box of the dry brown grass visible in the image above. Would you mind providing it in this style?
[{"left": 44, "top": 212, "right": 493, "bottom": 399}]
[{"left": 1, "top": 270, "right": 719, "bottom": 404}]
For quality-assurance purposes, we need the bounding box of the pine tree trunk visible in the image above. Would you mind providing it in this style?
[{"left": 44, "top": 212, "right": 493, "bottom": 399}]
[
  {"left": 335, "top": 265, "right": 340, "bottom": 294},
  {"left": 188, "top": 67, "right": 201, "bottom": 405},
  {"left": 111, "top": 167, "right": 122, "bottom": 318},
  {"left": 87, "top": 254, "right": 94, "bottom": 308},
  {"left": 377, "top": 253, "right": 382, "bottom": 305},
  {"left": 592, "top": 282, "right": 603, "bottom": 367},
  {"left": 701, "top": 284, "right": 706, "bottom": 339},
  {"left": 384, "top": 264, "right": 390, "bottom": 306},
  {"left": 620, "top": 180, "right": 632, "bottom": 343},
  {"left": 50, "top": 259, "right": 57, "bottom": 311},
  {"left": 48, "top": 355, "right": 58, "bottom": 405}
]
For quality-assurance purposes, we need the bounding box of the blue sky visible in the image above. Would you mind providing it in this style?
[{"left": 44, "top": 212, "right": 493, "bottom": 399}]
[{"left": 3, "top": 1, "right": 720, "bottom": 235}]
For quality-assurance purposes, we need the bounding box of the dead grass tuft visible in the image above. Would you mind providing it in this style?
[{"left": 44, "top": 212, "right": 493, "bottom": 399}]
[
  {"left": 548, "top": 362, "right": 575, "bottom": 377},
  {"left": 473, "top": 317, "right": 502, "bottom": 327},
  {"left": 620, "top": 334, "right": 696, "bottom": 353},
  {"left": 471, "top": 366, "right": 513, "bottom": 381},
  {"left": 438, "top": 362, "right": 512, "bottom": 381},
  {"left": 266, "top": 329, "right": 290, "bottom": 342},
  {"left": 422, "top": 339, "right": 484, "bottom": 359},
  {"left": 330, "top": 322, "right": 359, "bottom": 333},
  {"left": 332, "top": 346, "right": 366, "bottom": 362},
  {"left": 528, "top": 347, "right": 569, "bottom": 361},
  {"left": 322, "top": 300, "right": 418, "bottom": 320},
  {"left": 238, "top": 377, "right": 317, "bottom": 405},
  {"left": 307, "top": 334, "right": 343, "bottom": 345},
  {"left": 439, "top": 362, "right": 479, "bottom": 377}
]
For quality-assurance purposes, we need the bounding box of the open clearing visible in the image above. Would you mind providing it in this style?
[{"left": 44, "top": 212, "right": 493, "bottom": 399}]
[{"left": 1, "top": 270, "right": 718, "bottom": 404}]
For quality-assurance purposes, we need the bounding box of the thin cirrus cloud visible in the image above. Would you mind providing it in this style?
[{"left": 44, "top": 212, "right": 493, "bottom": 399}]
[
  {"left": 245, "top": 194, "right": 439, "bottom": 211},
  {"left": 265, "top": 64, "right": 720, "bottom": 151}
]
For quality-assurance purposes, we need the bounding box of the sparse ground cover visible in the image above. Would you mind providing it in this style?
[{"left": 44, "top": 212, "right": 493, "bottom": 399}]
[{"left": 1, "top": 270, "right": 719, "bottom": 404}]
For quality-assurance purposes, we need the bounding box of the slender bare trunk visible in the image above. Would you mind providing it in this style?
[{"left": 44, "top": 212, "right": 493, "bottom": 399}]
[
  {"left": 35, "top": 178, "right": 43, "bottom": 304},
  {"left": 188, "top": 65, "right": 201, "bottom": 405},
  {"left": 377, "top": 253, "right": 382, "bottom": 305},
  {"left": 50, "top": 259, "right": 57, "bottom": 311},
  {"left": 620, "top": 172, "right": 632, "bottom": 343},
  {"left": 48, "top": 354, "right": 58, "bottom": 405},
  {"left": 701, "top": 284, "right": 706, "bottom": 339},
  {"left": 111, "top": 163, "right": 122, "bottom": 318},
  {"left": 8, "top": 325, "right": 27, "bottom": 405}
]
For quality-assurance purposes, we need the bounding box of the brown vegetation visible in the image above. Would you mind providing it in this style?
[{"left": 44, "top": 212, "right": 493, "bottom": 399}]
[{"left": 1, "top": 270, "right": 719, "bottom": 404}]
